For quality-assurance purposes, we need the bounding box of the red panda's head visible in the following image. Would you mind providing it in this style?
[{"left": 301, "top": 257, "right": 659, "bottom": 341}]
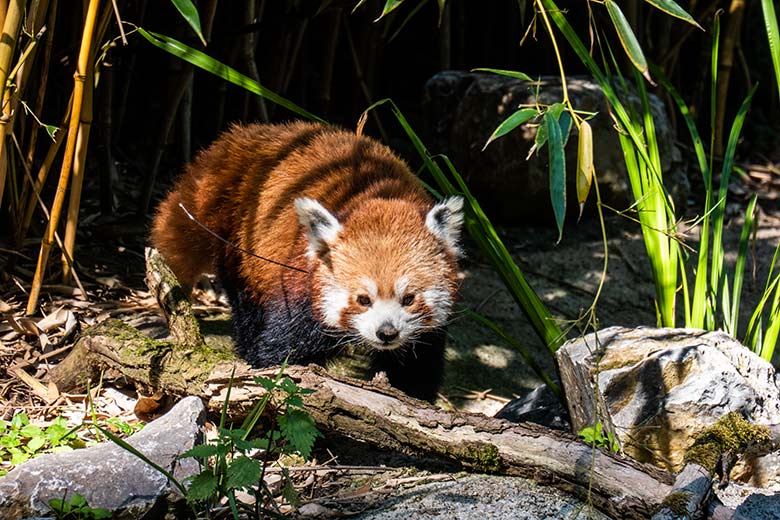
[{"left": 295, "top": 196, "right": 464, "bottom": 350}]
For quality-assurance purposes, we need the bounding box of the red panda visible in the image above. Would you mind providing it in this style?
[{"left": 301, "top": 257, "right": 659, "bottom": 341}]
[{"left": 151, "top": 121, "right": 463, "bottom": 400}]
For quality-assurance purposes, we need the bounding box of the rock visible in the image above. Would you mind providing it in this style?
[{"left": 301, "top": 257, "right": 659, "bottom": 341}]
[
  {"left": 494, "top": 384, "right": 570, "bottom": 430},
  {"left": 422, "top": 71, "right": 688, "bottom": 224},
  {"left": 351, "top": 473, "right": 611, "bottom": 520},
  {"left": 0, "top": 395, "right": 206, "bottom": 519},
  {"left": 556, "top": 327, "right": 780, "bottom": 477}
]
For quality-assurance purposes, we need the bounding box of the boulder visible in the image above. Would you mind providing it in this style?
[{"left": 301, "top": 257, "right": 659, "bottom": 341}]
[
  {"left": 0, "top": 396, "right": 206, "bottom": 519},
  {"left": 422, "top": 71, "right": 688, "bottom": 224},
  {"left": 556, "top": 327, "right": 780, "bottom": 479}
]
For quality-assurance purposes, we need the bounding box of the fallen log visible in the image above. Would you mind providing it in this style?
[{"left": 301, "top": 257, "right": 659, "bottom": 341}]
[{"left": 46, "top": 249, "right": 675, "bottom": 519}]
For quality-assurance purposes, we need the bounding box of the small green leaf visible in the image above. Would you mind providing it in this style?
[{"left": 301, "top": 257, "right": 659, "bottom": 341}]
[
  {"left": 185, "top": 470, "right": 219, "bottom": 501},
  {"left": 482, "top": 108, "right": 539, "bottom": 151},
  {"left": 10, "top": 413, "right": 29, "bottom": 430},
  {"left": 376, "top": 0, "right": 405, "bottom": 21},
  {"left": 20, "top": 425, "right": 42, "bottom": 439},
  {"left": 224, "top": 455, "right": 262, "bottom": 491},
  {"left": 26, "top": 435, "right": 45, "bottom": 453},
  {"left": 278, "top": 409, "right": 321, "bottom": 460},
  {"left": 471, "top": 68, "right": 533, "bottom": 81},
  {"left": 253, "top": 376, "right": 277, "bottom": 392},
  {"left": 282, "top": 470, "right": 301, "bottom": 507},
  {"left": 642, "top": 0, "right": 701, "bottom": 29},
  {"left": 278, "top": 377, "right": 300, "bottom": 395},
  {"left": 169, "top": 0, "right": 206, "bottom": 46},
  {"left": 179, "top": 443, "right": 220, "bottom": 460},
  {"left": 604, "top": 0, "right": 651, "bottom": 82},
  {"left": 545, "top": 110, "right": 566, "bottom": 243},
  {"left": 44, "top": 125, "right": 59, "bottom": 140}
]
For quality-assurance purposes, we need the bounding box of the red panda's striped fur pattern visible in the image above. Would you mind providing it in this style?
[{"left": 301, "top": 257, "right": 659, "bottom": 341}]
[{"left": 151, "top": 122, "right": 463, "bottom": 400}]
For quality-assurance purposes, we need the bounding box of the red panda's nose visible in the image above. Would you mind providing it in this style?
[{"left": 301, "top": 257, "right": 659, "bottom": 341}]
[{"left": 376, "top": 323, "right": 399, "bottom": 343}]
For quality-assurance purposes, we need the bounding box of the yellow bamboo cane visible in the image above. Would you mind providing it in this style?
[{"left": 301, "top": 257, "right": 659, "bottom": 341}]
[
  {"left": 61, "top": 3, "right": 113, "bottom": 283},
  {"left": 0, "top": 0, "right": 22, "bottom": 210},
  {"left": 26, "top": 0, "right": 102, "bottom": 316}
]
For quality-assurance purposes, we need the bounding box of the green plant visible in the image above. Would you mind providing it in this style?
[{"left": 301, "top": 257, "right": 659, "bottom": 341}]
[
  {"left": 98, "top": 364, "right": 320, "bottom": 520},
  {"left": 48, "top": 492, "right": 111, "bottom": 520},
  {"left": 578, "top": 421, "right": 619, "bottom": 453},
  {"left": 181, "top": 371, "right": 320, "bottom": 517},
  {"left": 0, "top": 413, "right": 81, "bottom": 475}
]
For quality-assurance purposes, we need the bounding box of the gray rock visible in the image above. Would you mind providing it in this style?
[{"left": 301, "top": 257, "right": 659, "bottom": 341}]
[
  {"left": 556, "top": 327, "right": 780, "bottom": 477},
  {"left": 352, "top": 474, "right": 612, "bottom": 520},
  {"left": 422, "top": 71, "right": 688, "bottom": 224},
  {"left": 0, "top": 395, "right": 206, "bottom": 519}
]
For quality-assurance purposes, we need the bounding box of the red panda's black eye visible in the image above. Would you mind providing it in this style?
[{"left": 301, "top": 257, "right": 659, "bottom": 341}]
[
  {"left": 402, "top": 294, "right": 415, "bottom": 306},
  {"left": 357, "top": 295, "right": 372, "bottom": 307}
]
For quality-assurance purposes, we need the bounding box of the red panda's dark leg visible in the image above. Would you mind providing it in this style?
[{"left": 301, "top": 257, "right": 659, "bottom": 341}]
[
  {"left": 218, "top": 266, "right": 341, "bottom": 366},
  {"left": 370, "top": 330, "right": 446, "bottom": 402}
]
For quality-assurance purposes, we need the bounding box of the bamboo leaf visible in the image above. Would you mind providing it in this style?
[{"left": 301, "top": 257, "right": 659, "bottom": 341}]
[
  {"left": 728, "top": 195, "right": 758, "bottom": 335},
  {"left": 376, "top": 0, "right": 405, "bottom": 21},
  {"left": 137, "top": 29, "right": 324, "bottom": 123},
  {"left": 604, "top": 0, "right": 651, "bottom": 82},
  {"left": 482, "top": 108, "right": 538, "bottom": 150},
  {"left": 534, "top": 102, "right": 564, "bottom": 152},
  {"left": 471, "top": 68, "right": 533, "bottom": 82},
  {"left": 642, "top": 0, "right": 701, "bottom": 29},
  {"left": 169, "top": 0, "right": 206, "bottom": 46},
  {"left": 576, "top": 120, "right": 594, "bottom": 220},
  {"left": 762, "top": 0, "right": 780, "bottom": 105},
  {"left": 545, "top": 110, "right": 566, "bottom": 243}
]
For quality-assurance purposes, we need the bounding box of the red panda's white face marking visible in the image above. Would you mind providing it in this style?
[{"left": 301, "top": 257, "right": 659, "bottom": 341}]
[{"left": 297, "top": 196, "right": 463, "bottom": 350}]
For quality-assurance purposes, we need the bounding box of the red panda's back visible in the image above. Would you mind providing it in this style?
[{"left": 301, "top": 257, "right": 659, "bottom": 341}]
[{"left": 151, "top": 122, "right": 430, "bottom": 301}]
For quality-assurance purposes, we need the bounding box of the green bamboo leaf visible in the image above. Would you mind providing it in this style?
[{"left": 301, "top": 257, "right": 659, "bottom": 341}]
[
  {"left": 642, "top": 0, "right": 701, "bottom": 29},
  {"left": 471, "top": 68, "right": 533, "bottom": 82},
  {"left": 604, "top": 0, "right": 651, "bottom": 82},
  {"left": 169, "top": 0, "right": 206, "bottom": 46},
  {"left": 482, "top": 108, "right": 538, "bottom": 150},
  {"left": 137, "top": 29, "right": 324, "bottom": 123},
  {"left": 728, "top": 195, "right": 758, "bottom": 335},
  {"left": 545, "top": 110, "right": 566, "bottom": 243},
  {"left": 576, "top": 120, "right": 594, "bottom": 220},
  {"left": 376, "top": 0, "right": 405, "bottom": 21},
  {"left": 534, "top": 103, "right": 564, "bottom": 152},
  {"left": 762, "top": 0, "right": 780, "bottom": 105},
  {"left": 352, "top": 0, "right": 370, "bottom": 13}
]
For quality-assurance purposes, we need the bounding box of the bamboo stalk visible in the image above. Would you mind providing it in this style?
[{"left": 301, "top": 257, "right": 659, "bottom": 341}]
[
  {"left": 24, "top": 0, "right": 58, "bottom": 175},
  {"left": 61, "top": 2, "right": 113, "bottom": 284},
  {"left": 714, "top": 0, "right": 745, "bottom": 156},
  {"left": 18, "top": 99, "right": 70, "bottom": 246},
  {"left": 61, "top": 54, "right": 94, "bottom": 284},
  {"left": 0, "top": 0, "right": 23, "bottom": 210},
  {"left": 26, "top": 0, "right": 102, "bottom": 316},
  {"left": 0, "top": 0, "right": 8, "bottom": 30}
]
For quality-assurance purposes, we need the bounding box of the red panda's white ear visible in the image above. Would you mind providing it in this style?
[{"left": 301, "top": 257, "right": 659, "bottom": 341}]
[
  {"left": 295, "top": 198, "right": 342, "bottom": 260},
  {"left": 425, "top": 196, "right": 464, "bottom": 256}
]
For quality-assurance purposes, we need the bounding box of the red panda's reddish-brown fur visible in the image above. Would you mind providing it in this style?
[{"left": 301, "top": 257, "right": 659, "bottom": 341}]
[{"left": 151, "top": 122, "right": 462, "bottom": 400}]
